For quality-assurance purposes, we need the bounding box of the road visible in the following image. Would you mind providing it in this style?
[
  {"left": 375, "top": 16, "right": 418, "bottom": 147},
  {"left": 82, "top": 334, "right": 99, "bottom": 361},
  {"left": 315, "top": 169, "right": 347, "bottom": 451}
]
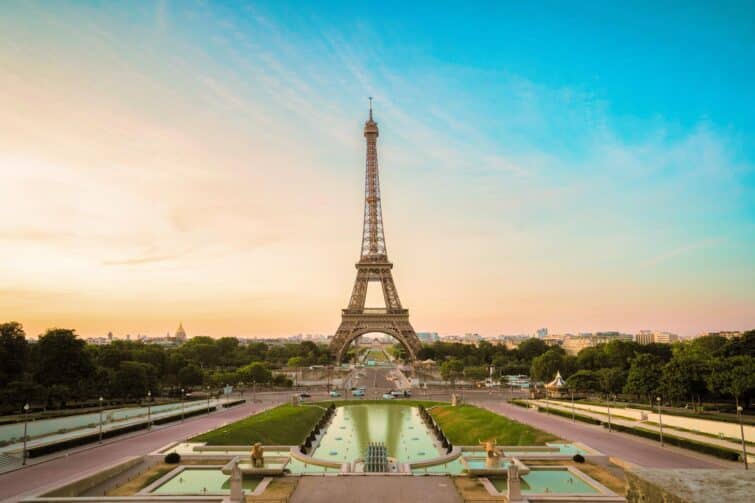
[{"left": 0, "top": 391, "right": 288, "bottom": 503}]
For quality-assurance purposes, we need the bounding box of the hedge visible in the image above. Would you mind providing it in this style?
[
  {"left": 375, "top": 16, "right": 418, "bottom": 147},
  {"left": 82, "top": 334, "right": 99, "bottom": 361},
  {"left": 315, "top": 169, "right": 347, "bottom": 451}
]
[
  {"left": 222, "top": 399, "right": 246, "bottom": 408},
  {"left": 605, "top": 422, "right": 741, "bottom": 461},
  {"left": 509, "top": 399, "right": 530, "bottom": 409},
  {"left": 536, "top": 406, "right": 603, "bottom": 425}
]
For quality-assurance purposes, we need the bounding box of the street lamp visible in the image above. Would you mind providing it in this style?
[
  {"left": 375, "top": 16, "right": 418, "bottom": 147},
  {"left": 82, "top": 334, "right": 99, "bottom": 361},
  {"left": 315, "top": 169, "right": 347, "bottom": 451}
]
[
  {"left": 656, "top": 397, "right": 664, "bottom": 447},
  {"left": 181, "top": 388, "right": 185, "bottom": 422},
  {"left": 147, "top": 391, "right": 152, "bottom": 430},
  {"left": 737, "top": 405, "right": 748, "bottom": 470},
  {"left": 252, "top": 380, "right": 256, "bottom": 403},
  {"left": 571, "top": 389, "right": 576, "bottom": 423},
  {"left": 98, "top": 397, "right": 104, "bottom": 443},
  {"left": 608, "top": 394, "right": 611, "bottom": 433},
  {"left": 22, "top": 403, "right": 30, "bottom": 466},
  {"left": 206, "top": 386, "right": 211, "bottom": 415}
]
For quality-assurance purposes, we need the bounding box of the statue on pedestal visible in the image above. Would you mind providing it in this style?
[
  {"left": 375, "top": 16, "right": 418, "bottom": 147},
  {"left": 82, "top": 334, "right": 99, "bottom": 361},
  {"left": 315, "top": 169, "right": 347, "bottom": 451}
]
[
  {"left": 250, "top": 442, "right": 264, "bottom": 468},
  {"left": 479, "top": 439, "right": 502, "bottom": 468}
]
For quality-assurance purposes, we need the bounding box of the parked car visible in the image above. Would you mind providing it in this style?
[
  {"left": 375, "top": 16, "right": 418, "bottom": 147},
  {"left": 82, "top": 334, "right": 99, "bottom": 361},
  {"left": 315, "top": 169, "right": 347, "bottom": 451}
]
[
  {"left": 298, "top": 392, "right": 311, "bottom": 400},
  {"left": 329, "top": 390, "right": 341, "bottom": 397},
  {"left": 352, "top": 389, "right": 365, "bottom": 397},
  {"left": 390, "top": 390, "right": 411, "bottom": 397},
  {"left": 382, "top": 393, "right": 396, "bottom": 400}
]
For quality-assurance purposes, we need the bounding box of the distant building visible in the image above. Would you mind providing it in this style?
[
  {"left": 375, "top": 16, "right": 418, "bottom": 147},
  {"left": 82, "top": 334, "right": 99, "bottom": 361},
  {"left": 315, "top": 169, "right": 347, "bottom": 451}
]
[
  {"left": 562, "top": 332, "right": 632, "bottom": 355},
  {"left": 698, "top": 331, "right": 743, "bottom": 340},
  {"left": 635, "top": 330, "right": 679, "bottom": 345},
  {"left": 175, "top": 322, "right": 187, "bottom": 341},
  {"left": 635, "top": 330, "right": 654, "bottom": 345},
  {"left": 417, "top": 332, "right": 440, "bottom": 343},
  {"left": 653, "top": 332, "right": 679, "bottom": 344},
  {"left": 535, "top": 328, "right": 548, "bottom": 339}
]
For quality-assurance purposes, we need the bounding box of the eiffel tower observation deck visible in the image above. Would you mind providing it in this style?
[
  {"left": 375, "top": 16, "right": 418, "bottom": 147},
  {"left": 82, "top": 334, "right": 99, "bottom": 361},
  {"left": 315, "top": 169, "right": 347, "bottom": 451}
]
[{"left": 330, "top": 100, "right": 421, "bottom": 363}]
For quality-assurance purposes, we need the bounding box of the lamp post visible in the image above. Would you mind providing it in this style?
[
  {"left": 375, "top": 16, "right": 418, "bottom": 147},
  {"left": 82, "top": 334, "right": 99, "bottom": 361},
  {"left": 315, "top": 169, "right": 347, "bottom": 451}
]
[
  {"left": 22, "top": 403, "right": 30, "bottom": 465},
  {"left": 737, "top": 405, "right": 748, "bottom": 469},
  {"left": 206, "top": 386, "right": 211, "bottom": 415},
  {"left": 252, "top": 380, "right": 256, "bottom": 404},
  {"left": 571, "top": 389, "right": 576, "bottom": 423},
  {"left": 657, "top": 397, "right": 664, "bottom": 447},
  {"left": 607, "top": 394, "right": 613, "bottom": 432},
  {"left": 98, "top": 396, "right": 104, "bottom": 443},
  {"left": 147, "top": 391, "right": 152, "bottom": 430},
  {"left": 181, "top": 388, "right": 185, "bottom": 422}
]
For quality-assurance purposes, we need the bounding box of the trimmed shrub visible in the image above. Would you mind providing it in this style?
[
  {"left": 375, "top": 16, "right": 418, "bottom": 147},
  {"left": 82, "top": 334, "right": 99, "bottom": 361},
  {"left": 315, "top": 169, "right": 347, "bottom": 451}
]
[
  {"left": 573, "top": 454, "right": 585, "bottom": 463},
  {"left": 164, "top": 452, "right": 181, "bottom": 464}
]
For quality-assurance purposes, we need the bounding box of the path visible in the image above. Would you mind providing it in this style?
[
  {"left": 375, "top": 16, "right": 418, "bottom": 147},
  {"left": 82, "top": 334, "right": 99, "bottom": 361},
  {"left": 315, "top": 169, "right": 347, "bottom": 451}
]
[
  {"left": 528, "top": 399, "right": 752, "bottom": 460},
  {"left": 291, "top": 475, "right": 461, "bottom": 503},
  {"left": 469, "top": 396, "right": 728, "bottom": 469},
  {"left": 0, "top": 392, "right": 287, "bottom": 502}
]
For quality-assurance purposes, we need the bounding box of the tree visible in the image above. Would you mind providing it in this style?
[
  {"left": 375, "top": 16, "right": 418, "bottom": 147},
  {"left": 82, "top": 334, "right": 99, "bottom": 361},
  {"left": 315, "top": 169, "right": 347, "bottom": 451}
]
[
  {"left": 34, "top": 329, "right": 94, "bottom": 393},
  {"left": 565, "top": 370, "right": 600, "bottom": 393},
  {"left": 596, "top": 367, "right": 625, "bottom": 396},
  {"left": 464, "top": 366, "right": 488, "bottom": 381},
  {"left": 530, "top": 349, "right": 565, "bottom": 382},
  {"left": 178, "top": 364, "right": 204, "bottom": 388},
  {"left": 660, "top": 353, "right": 710, "bottom": 409},
  {"left": 624, "top": 353, "right": 663, "bottom": 403},
  {"left": 239, "top": 362, "right": 272, "bottom": 384},
  {"left": 707, "top": 356, "right": 755, "bottom": 408},
  {"left": 111, "top": 361, "right": 152, "bottom": 399},
  {"left": 516, "top": 338, "right": 549, "bottom": 362},
  {"left": 440, "top": 359, "right": 464, "bottom": 385},
  {"left": 0, "top": 322, "right": 28, "bottom": 387},
  {"left": 287, "top": 356, "right": 306, "bottom": 368}
]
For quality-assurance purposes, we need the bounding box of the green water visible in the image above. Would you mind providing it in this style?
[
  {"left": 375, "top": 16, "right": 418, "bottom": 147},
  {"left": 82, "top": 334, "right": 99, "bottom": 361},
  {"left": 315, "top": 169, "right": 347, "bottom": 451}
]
[
  {"left": 464, "top": 458, "right": 511, "bottom": 470},
  {"left": 490, "top": 469, "right": 598, "bottom": 494},
  {"left": 152, "top": 468, "right": 260, "bottom": 494},
  {"left": 312, "top": 404, "right": 440, "bottom": 463}
]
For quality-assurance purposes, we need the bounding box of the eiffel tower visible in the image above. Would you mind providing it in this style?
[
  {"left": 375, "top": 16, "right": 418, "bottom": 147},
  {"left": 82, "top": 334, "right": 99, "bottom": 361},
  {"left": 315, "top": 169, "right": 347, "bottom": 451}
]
[{"left": 330, "top": 100, "right": 421, "bottom": 363}]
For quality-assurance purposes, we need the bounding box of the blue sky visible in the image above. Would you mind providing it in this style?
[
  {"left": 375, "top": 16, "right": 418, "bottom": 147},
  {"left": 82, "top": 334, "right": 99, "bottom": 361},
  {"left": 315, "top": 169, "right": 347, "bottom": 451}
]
[{"left": 0, "top": 1, "right": 753, "bottom": 337}]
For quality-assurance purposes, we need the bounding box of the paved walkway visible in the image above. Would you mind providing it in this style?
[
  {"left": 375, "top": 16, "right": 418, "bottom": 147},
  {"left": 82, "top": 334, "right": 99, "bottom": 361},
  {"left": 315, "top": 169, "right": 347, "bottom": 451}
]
[
  {"left": 528, "top": 399, "right": 752, "bottom": 461},
  {"left": 291, "top": 476, "right": 461, "bottom": 503},
  {"left": 470, "top": 398, "right": 729, "bottom": 469},
  {"left": 0, "top": 392, "right": 287, "bottom": 503}
]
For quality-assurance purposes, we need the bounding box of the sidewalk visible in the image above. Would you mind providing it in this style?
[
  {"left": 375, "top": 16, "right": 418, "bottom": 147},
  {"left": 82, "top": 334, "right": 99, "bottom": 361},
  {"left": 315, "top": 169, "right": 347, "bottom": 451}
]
[{"left": 527, "top": 399, "right": 752, "bottom": 462}]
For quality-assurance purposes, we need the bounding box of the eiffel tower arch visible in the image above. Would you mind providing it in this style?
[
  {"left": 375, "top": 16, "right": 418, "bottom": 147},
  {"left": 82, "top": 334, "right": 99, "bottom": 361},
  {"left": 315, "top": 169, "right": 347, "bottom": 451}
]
[{"left": 330, "top": 101, "right": 421, "bottom": 363}]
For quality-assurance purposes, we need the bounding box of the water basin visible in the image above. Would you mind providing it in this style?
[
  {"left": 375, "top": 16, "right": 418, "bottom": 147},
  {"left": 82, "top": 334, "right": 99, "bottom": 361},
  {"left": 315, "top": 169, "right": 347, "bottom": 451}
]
[
  {"left": 490, "top": 469, "right": 598, "bottom": 494},
  {"left": 151, "top": 468, "right": 260, "bottom": 494}
]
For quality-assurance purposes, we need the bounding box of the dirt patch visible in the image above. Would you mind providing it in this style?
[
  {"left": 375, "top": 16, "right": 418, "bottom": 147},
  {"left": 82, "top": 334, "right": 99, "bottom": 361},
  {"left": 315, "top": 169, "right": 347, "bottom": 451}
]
[
  {"left": 453, "top": 476, "right": 500, "bottom": 501},
  {"left": 248, "top": 477, "right": 298, "bottom": 502}
]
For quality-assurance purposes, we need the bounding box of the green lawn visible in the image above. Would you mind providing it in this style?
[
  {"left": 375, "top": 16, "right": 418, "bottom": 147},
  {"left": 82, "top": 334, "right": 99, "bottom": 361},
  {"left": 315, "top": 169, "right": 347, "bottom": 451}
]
[
  {"left": 190, "top": 404, "right": 324, "bottom": 445},
  {"left": 430, "top": 404, "right": 559, "bottom": 445},
  {"left": 192, "top": 400, "right": 556, "bottom": 447}
]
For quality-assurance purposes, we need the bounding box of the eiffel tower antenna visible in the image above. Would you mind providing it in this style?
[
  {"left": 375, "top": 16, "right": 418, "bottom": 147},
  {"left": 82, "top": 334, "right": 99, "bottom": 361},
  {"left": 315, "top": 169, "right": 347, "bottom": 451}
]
[{"left": 330, "top": 105, "right": 420, "bottom": 363}]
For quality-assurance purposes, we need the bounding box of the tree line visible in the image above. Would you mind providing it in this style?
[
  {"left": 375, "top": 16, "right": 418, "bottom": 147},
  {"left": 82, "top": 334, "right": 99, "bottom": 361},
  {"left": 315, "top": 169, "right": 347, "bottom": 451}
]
[
  {"left": 0, "top": 322, "right": 332, "bottom": 413},
  {"left": 416, "top": 331, "right": 754, "bottom": 410}
]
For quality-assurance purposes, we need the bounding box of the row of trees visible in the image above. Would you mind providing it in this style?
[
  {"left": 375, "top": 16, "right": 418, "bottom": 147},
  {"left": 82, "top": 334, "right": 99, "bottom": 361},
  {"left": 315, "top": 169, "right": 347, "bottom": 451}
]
[
  {"left": 0, "top": 322, "right": 332, "bottom": 413},
  {"left": 417, "top": 331, "right": 754, "bottom": 410}
]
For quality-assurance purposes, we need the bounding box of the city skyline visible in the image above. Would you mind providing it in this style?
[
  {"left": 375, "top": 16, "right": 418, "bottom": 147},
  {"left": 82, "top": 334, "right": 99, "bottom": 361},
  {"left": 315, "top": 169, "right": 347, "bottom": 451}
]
[{"left": 2, "top": 1, "right": 754, "bottom": 339}]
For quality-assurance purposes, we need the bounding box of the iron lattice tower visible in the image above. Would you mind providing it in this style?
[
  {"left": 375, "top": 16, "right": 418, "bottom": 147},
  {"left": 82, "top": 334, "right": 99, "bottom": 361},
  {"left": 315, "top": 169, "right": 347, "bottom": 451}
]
[{"left": 330, "top": 101, "right": 421, "bottom": 362}]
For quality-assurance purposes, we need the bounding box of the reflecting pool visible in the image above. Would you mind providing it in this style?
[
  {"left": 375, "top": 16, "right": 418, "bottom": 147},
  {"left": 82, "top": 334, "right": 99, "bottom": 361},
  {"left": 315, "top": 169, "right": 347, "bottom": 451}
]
[
  {"left": 311, "top": 404, "right": 440, "bottom": 463},
  {"left": 152, "top": 468, "right": 260, "bottom": 494},
  {"left": 490, "top": 469, "right": 598, "bottom": 494}
]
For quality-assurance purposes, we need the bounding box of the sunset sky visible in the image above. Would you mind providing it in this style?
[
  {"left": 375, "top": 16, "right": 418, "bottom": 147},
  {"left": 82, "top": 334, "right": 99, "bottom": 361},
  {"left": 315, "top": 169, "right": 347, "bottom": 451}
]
[{"left": 1, "top": 1, "right": 754, "bottom": 339}]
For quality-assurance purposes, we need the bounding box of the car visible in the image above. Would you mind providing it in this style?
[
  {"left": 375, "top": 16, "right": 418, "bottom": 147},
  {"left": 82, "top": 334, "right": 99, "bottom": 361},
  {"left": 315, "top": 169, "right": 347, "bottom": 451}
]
[
  {"left": 390, "top": 390, "right": 411, "bottom": 397},
  {"left": 329, "top": 390, "right": 341, "bottom": 397},
  {"left": 297, "top": 392, "right": 311, "bottom": 399},
  {"left": 382, "top": 393, "right": 396, "bottom": 399},
  {"left": 352, "top": 389, "right": 365, "bottom": 397}
]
